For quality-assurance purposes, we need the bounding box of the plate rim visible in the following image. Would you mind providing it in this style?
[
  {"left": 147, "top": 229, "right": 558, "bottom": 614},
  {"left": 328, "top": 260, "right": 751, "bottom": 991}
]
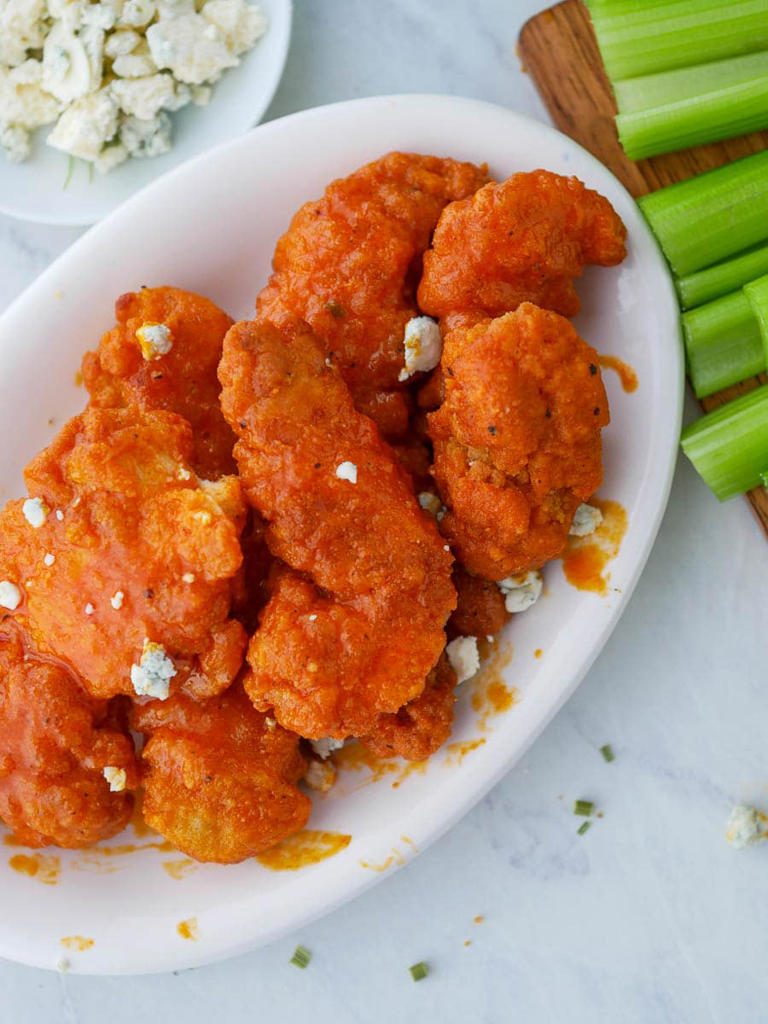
[{"left": 0, "top": 93, "right": 684, "bottom": 975}]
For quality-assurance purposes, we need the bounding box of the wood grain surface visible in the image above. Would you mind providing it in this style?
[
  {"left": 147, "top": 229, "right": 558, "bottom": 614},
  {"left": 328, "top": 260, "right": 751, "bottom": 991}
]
[{"left": 518, "top": 0, "right": 768, "bottom": 535}]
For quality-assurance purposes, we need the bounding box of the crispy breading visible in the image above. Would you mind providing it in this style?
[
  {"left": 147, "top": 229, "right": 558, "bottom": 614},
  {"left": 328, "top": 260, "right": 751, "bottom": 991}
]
[
  {"left": 418, "top": 170, "right": 627, "bottom": 328},
  {"left": 82, "top": 286, "right": 237, "bottom": 479},
  {"left": 0, "top": 628, "right": 138, "bottom": 848},
  {"left": 218, "top": 317, "right": 456, "bottom": 738},
  {"left": 0, "top": 406, "right": 247, "bottom": 701},
  {"left": 360, "top": 653, "right": 456, "bottom": 761},
  {"left": 429, "top": 304, "right": 609, "bottom": 579},
  {"left": 134, "top": 684, "right": 309, "bottom": 864},
  {"left": 448, "top": 567, "right": 510, "bottom": 639},
  {"left": 256, "top": 152, "right": 489, "bottom": 435}
]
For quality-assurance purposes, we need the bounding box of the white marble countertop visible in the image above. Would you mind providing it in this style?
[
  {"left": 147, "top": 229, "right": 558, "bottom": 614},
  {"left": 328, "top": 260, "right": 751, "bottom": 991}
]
[{"left": 2, "top": 2, "right": 768, "bottom": 1021}]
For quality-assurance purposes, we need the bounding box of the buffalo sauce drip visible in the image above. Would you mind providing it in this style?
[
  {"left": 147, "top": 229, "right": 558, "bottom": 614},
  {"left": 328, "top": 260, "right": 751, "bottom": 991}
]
[
  {"left": 471, "top": 640, "right": 517, "bottom": 730},
  {"left": 561, "top": 498, "right": 628, "bottom": 596},
  {"left": 255, "top": 830, "right": 351, "bottom": 871},
  {"left": 598, "top": 355, "right": 638, "bottom": 393}
]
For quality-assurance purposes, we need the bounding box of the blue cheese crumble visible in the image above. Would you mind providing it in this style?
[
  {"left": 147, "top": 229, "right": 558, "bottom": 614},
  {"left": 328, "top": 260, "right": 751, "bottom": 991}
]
[
  {"left": 726, "top": 804, "right": 766, "bottom": 849},
  {"left": 445, "top": 635, "right": 480, "bottom": 684},
  {"left": 22, "top": 496, "right": 49, "bottom": 528},
  {"left": 0, "top": 580, "right": 21, "bottom": 611},
  {"left": 103, "top": 765, "right": 127, "bottom": 791},
  {"left": 497, "top": 571, "right": 543, "bottom": 613},
  {"left": 398, "top": 317, "right": 443, "bottom": 382},
  {"left": 335, "top": 461, "right": 358, "bottom": 484},
  {"left": 0, "top": 0, "right": 268, "bottom": 171},
  {"left": 136, "top": 321, "right": 173, "bottom": 359},
  {"left": 130, "top": 638, "right": 176, "bottom": 699},
  {"left": 569, "top": 503, "right": 603, "bottom": 538}
]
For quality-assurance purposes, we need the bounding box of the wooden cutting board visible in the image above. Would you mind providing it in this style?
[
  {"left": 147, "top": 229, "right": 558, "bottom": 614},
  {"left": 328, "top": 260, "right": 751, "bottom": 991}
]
[{"left": 518, "top": 0, "right": 768, "bottom": 536}]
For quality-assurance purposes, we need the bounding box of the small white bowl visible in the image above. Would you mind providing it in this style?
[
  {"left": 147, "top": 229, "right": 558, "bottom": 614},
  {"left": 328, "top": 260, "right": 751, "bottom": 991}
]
[
  {"left": 0, "top": 0, "right": 292, "bottom": 226},
  {"left": 0, "top": 94, "right": 683, "bottom": 974}
]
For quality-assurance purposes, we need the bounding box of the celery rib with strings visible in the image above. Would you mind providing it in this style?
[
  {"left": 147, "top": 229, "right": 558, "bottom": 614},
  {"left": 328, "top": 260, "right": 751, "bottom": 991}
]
[
  {"left": 586, "top": 0, "right": 768, "bottom": 80},
  {"left": 681, "top": 384, "right": 768, "bottom": 499},
  {"left": 677, "top": 242, "right": 768, "bottom": 310},
  {"left": 682, "top": 291, "right": 764, "bottom": 398}
]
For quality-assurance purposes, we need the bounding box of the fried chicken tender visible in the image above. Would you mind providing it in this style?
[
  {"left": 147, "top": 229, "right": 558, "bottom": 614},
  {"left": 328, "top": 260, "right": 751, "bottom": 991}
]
[
  {"left": 133, "top": 684, "right": 309, "bottom": 864},
  {"left": 0, "top": 628, "right": 138, "bottom": 848},
  {"left": 448, "top": 567, "right": 510, "bottom": 639},
  {"left": 82, "top": 286, "right": 237, "bottom": 479},
  {"left": 418, "top": 170, "right": 627, "bottom": 328},
  {"left": 360, "top": 653, "right": 456, "bottom": 761},
  {"left": 218, "top": 317, "right": 456, "bottom": 739},
  {"left": 256, "top": 152, "right": 489, "bottom": 435},
  {"left": 429, "top": 304, "right": 609, "bottom": 579},
  {"left": 0, "top": 406, "right": 247, "bottom": 701}
]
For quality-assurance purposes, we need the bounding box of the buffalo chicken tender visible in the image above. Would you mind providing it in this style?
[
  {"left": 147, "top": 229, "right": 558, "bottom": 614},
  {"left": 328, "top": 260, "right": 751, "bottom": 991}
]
[
  {"left": 0, "top": 406, "right": 247, "bottom": 701},
  {"left": 218, "top": 317, "right": 456, "bottom": 739},
  {"left": 418, "top": 170, "right": 627, "bottom": 329},
  {"left": 360, "top": 653, "right": 457, "bottom": 762},
  {"left": 82, "top": 286, "right": 237, "bottom": 479},
  {"left": 134, "top": 685, "right": 310, "bottom": 864},
  {"left": 448, "top": 566, "right": 511, "bottom": 639},
  {"left": 256, "top": 152, "right": 489, "bottom": 436},
  {"left": 0, "top": 629, "right": 138, "bottom": 849},
  {"left": 429, "top": 304, "right": 609, "bottom": 579}
]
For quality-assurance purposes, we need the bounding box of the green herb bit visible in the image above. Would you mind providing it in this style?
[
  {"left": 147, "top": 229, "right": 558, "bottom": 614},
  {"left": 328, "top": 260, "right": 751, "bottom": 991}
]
[
  {"left": 577, "top": 821, "right": 592, "bottom": 836},
  {"left": 290, "top": 944, "right": 312, "bottom": 969},
  {"left": 325, "top": 300, "right": 345, "bottom": 319},
  {"left": 600, "top": 744, "right": 615, "bottom": 763},
  {"left": 63, "top": 155, "right": 75, "bottom": 191},
  {"left": 574, "top": 799, "right": 594, "bottom": 817},
  {"left": 409, "top": 961, "right": 429, "bottom": 982}
]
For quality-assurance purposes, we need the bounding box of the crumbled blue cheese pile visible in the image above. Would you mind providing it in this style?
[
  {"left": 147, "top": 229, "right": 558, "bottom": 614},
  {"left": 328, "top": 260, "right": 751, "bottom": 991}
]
[{"left": 0, "top": 0, "right": 268, "bottom": 171}]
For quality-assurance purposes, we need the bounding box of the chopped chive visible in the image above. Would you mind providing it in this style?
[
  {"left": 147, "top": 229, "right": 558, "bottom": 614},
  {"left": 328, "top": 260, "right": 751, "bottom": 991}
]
[
  {"left": 290, "top": 944, "right": 312, "bottom": 969},
  {"left": 88, "top": 160, "right": 94, "bottom": 184},
  {"left": 63, "top": 155, "right": 75, "bottom": 191},
  {"left": 577, "top": 821, "right": 592, "bottom": 836},
  {"left": 409, "top": 961, "right": 429, "bottom": 981},
  {"left": 574, "top": 799, "right": 594, "bottom": 817},
  {"left": 600, "top": 744, "right": 615, "bottom": 763}
]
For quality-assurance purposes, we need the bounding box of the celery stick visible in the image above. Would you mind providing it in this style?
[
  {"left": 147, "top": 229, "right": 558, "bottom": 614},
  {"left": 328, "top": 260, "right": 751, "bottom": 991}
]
[
  {"left": 744, "top": 275, "right": 768, "bottom": 363},
  {"left": 681, "top": 384, "right": 768, "bottom": 499},
  {"left": 682, "top": 292, "right": 764, "bottom": 398},
  {"left": 614, "top": 52, "right": 768, "bottom": 114},
  {"left": 677, "top": 242, "right": 768, "bottom": 310},
  {"left": 615, "top": 55, "right": 768, "bottom": 160},
  {"left": 638, "top": 150, "right": 768, "bottom": 276},
  {"left": 586, "top": 0, "right": 768, "bottom": 79},
  {"left": 761, "top": 471, "right": 768, "bottom": 489}
]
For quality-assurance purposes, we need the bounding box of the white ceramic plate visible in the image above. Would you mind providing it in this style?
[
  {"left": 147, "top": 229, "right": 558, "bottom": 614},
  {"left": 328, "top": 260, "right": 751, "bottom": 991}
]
[
  {"left": 0, "top": 94, "right": 683, "bottom": 975},
  {"left": 0, "top": 0, "right": 292, "bottom": 226}
]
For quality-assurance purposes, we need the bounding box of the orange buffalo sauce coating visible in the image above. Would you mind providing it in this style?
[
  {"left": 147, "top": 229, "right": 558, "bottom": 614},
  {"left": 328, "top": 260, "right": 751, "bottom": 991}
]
[
  {"left": 598, "top": 355, "right": 638, "bottom": 394},
  {"left": 561, "top": 499, "right": 628, "bottom": 596},
  {"left": 255, "top": 830, "right": 351, "bottom": 871}
]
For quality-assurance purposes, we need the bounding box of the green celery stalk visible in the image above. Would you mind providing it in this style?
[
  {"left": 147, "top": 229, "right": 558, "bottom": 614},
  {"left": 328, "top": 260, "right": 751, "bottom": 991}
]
[
  {"left": 761, "top": 471, "right": 768, "bottom": 489},
  {"left": 614, "top": 52, "right": 768, "bottom": 114},
  {"left": 682, "top": 292, "right": 764, "bottom": 398},
  {"left": 681, "top": 384, "right": 768, "bottom": 499},
  {"left": 615, "top": 53, "right": 768, "bottom": 160},
  {"left": 677, "top": 242, "right": 768, "bottom": 310},
  {"left": 586, "top": 0, "right": 768, "bottom": 79},
  {"left": 638, "top": 150, "right": 768, "bottom": 277},
  {"left": 744, "top": 275, "right": 768, "bottom": 362}
]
